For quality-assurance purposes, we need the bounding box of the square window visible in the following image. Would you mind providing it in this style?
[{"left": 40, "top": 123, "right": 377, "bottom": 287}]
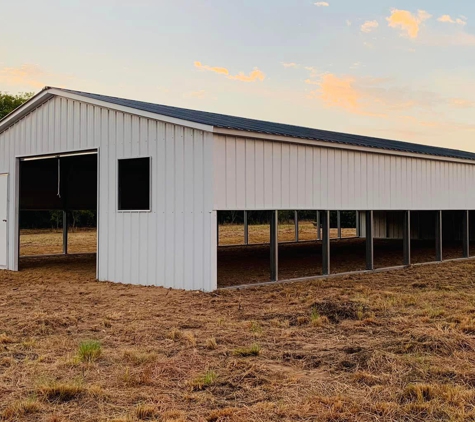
[{"left": 118, "top": 158, "right": 150, "bottom": 211}]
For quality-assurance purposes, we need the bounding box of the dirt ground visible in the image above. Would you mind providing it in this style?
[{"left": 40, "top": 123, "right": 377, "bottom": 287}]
[
  {"left": 3, "top": 254, "right": 475, "bottom": 421},
  {"left": 0, "top": 226, "right": 475, "bottom": 422}
]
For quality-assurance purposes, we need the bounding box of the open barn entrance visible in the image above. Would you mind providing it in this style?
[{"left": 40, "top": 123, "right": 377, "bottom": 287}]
[
  {"left": 18, "top": 150, "right": 98, "bottom": 275},
  {"left": 217, "top": 209, "right": 475, "bottom": 289},
  {"left": 217, "top": 210, "right": 360, "bottom": 288}
]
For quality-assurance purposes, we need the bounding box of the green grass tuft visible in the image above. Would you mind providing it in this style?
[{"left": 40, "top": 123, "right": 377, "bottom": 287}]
[
  {"left": 77, "top": 340, "right": 102, "bottom": 363},
  {"left": 233, "top": 344, "right": 261, "bottom": 357}
]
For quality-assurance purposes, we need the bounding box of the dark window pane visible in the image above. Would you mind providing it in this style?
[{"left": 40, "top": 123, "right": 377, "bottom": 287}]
[{"left": 118, "top": 158, "right": 150, "bottom": 210}]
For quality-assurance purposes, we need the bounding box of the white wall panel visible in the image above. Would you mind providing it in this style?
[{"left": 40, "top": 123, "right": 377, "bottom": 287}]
[
  {"left": 214, "top": 134, "right": 475, "bottom": 211},
  {"left": 0, "top": 96, "right": 216, "bottom": 291}
]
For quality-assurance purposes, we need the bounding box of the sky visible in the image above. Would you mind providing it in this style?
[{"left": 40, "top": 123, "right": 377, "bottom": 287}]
[{"left": 1, "top": 0, "right": 475, "bottom": 151}]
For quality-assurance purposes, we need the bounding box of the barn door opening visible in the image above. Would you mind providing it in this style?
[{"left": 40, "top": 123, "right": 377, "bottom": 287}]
[
  {"left": 0, "top": 174, "right": 8, "bottom": 268},
  {"left": 18, "top": 150, "right": 98, "bottom": 274}
]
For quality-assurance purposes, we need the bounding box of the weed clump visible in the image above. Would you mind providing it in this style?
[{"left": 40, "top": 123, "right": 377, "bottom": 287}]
[
  {"left": 206, "top": 337, "right": 218, "bottom": 350},
  {"left": 77, "top": 340, "right": 102, "bottom": 363},
  {"left": 37, "top": 381, "right": 85, "bottom": 402},
  {"left": 1, "top": 398, "right": 42, "bottom": 419},
  {"left": 233, "top": 344, "right": 260, "bottom": 357},
  {"left": 310, "top": 308, "right": 329, "bottom": 327},
  {"left": 135, "top": 403, "right": 159, "bottom": 420},
  {"left": 190, "top": 370, "right": 217, "bottom": 390}
]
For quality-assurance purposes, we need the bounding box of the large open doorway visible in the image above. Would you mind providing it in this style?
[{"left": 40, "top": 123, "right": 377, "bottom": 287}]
[{"left": 18, "top": 150, "right": 98, "bottom": 275}]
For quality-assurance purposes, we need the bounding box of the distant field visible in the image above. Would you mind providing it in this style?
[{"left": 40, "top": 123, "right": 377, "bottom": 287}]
[
  {"left": 20, "top": 228, "right": 97, "bottom": 256},
  {"left": 2, "top": 254, "right": 475, "bottom": 420},
  {"left": 219, "top": 221, "right": 356, "bottom": 245},
  {"left": 20, "top": 222, "right": 355, "bottom": 256}
]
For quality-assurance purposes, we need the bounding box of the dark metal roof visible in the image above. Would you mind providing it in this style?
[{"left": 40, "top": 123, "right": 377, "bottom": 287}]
[{"left": 59, "top": 88, "right": 475, "bottom": 161}]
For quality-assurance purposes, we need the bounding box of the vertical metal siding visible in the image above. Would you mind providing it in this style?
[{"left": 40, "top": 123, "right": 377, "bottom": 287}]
[
  {"left": 214, "top": 134, "right": 475, "bottom": 211},
  {"left": 0, "top": 96, "right": 216, "bottom": 291}
]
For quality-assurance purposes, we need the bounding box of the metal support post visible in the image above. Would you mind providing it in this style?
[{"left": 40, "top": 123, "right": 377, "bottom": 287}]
[
  {"left": 316, "top": 211, "right": 321, "bottom": 241},
  {"left": 436, "top": 211, "right": 443, "bottom": 262},
  {"left": 244, "top": 211, "right": 249, "bottom": 245},
  {"left": 356, "top": 211, "right": 360, "bottom": 237},
  {"left": 321, "top": 210, "right": 330, "bottom": 275},
  {"left": 403, "top": 211, "right": 411, "bottom": 266},
  {"left": 463, "top": 210, "right": 470, "bottom": 258},
  {"left": 294, "top": 210, "right": 299, "bottom": 242},
  {"left": 63, "top": 210, "right": 68, "bottom": 255},
  {"left": 366, "top": 211, "right": 374, "bottom": 270},
  {"left": 337, "top": 211, "right": 342, "bottom": 239},
  {"left": 270, "top": 211, "right": 279, "bottom": 281}
]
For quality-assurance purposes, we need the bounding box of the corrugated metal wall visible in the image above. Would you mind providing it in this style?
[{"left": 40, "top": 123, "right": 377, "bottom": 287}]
[
  {"left": 214, "top": 135, "right": 475, "bottom": 211},
  {"left": 0, "top": 96, "right": 217, "bottom": 291}
]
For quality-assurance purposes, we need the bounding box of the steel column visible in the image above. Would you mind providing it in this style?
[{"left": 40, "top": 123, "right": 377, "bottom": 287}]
[
  {"left": 366, "top": 211, "right": 374, "bottom": 270},
  {"left": 270, "top": 211, "right": 279, "bottom": 281},
  {"left": 294, "top": 210, "right": 299, "bottom": 242},
  {"left": 463, "top": 210, "right": 470, "bottom": 258},
  {"left": 436, "top": 210, "right": 443, "bottom": 262},
  {"left": 244, "top": 211, "right": 249, "bottom": 245},
  {"left": 356, "top": 211, "right": 360, "bottom": 237},
  {"left": 217, "top": 215, "right": 219, "bottom": 247},
  {"left": 337, "top": 211, "right": 342, "bottom": 239},
  {"left": 316, "top": 211, "right": 321, "bottom": 241},
  {"left": 63, "top": 210, "right": 68, "bottom": 255},
  {"left": 321, "top": 210, "right": 330, "bottom": 275},
  {"left": 403, "top": 211, "right": 411, "bottom": 266}
]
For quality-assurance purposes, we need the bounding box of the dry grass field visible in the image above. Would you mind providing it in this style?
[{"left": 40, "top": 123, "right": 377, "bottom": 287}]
[
  {"left": 218, "top": 221, "right": 356, "bottom": 245},
  {"left": 2, "top": 226, "right": 475, "bottom": 421},
  {"left": 20, "top": 229, "right": 97, "bottom": 256}
]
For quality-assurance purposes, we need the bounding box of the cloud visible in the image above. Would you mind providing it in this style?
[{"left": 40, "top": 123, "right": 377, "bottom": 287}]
[
  {"left": 449, "top": 98, "right": 474, "bottom": 108},
  {"left": 386, "top": 9, "right": 432, "bottom": 38},
  {"left": 346, "top": 20, "right": 352, "bottom": 27},
  {"left": 282, "top": 62, "right": 299, "bottom": 68},
  {"left": 185, "top": 90, "right": 207, "bottom": 99},
  {"left": 305, "top": 79, "right": 320, "bottom": 85},
  {"left": 308, "top": 72, "right": 447, "bottom": 118},
  {"left": 438, "top": 15, "right": 467, "bottom": 26},
  {"left": 420, "top": 31, "right": 475, "bottom": 46},
  {"left": 361, "top": 20, "right": 379, "bottom": 33},
  {"left": 194, "top": 61, "right": 229, "bottom": 76},
  {"left": 194, "top": 61, "right": 265, "bottom": 82},
  {"left": 0, "top": 64, "right": 46, "bottom": 89},
  {"left": 229, "top": 68, "right": 266, "bottom": 82},
  {"left": 314, "top": 2, "right": 329, "bottom": 7},
  {"left": 309, "top": 73, "right": 372, "bottom": 115}
]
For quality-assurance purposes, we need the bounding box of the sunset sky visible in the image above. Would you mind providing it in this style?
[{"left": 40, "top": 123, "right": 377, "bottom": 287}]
[{"left": 1, "top": 0, "right": 475, "bottom": 151}]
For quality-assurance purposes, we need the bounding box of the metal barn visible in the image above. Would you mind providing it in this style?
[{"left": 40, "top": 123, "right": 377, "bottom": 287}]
[{"left": 1, "top": 87, "right": 475, "bottom": 291}]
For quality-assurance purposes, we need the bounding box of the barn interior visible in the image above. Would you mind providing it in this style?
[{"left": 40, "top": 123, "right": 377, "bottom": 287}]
[
  {"left": 217, "top": 210, "right": 475, "bottom": 288},
  {"left": 19, "top": 151, "right": 98, "bottom": 269}
]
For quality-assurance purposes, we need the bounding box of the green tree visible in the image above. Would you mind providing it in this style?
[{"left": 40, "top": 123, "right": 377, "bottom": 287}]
[{"left": 0, "top": 92, "right": 34, "bottom": 120}]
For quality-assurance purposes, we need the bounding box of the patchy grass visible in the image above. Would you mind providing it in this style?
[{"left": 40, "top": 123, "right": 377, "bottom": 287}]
[
  {"left": 4, "top": 234, "right": 475, "bottom": 420},
  {"left": 233, "top": 344, "right": 261, "bottom": 357},
  {"left": 189, "top": 370, "right": 218, "bottom": 391},
  {"left": 134, "top": 403, "right": 159, "bottom": 420},
  {"left": 36, "top": 381, "right": 86, "bottom": 403},
  {"left": 1, "top": 398, "right": 42, "bottom": 420},
  {"left": 77, "top": 340, "right": 102, "bottom": 363}
]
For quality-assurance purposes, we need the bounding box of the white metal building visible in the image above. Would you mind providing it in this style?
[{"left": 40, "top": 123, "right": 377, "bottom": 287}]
[{"left": 1, "top": 87, "right": 475, "bottom": 291}]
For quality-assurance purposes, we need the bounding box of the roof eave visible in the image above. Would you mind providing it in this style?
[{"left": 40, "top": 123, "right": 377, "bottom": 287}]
[
  {"left": 213, "top": 127, "right": 475, "bottom": 166},
  {"left": 0, "top": 88, "right": 55, "bottom": 134}
]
